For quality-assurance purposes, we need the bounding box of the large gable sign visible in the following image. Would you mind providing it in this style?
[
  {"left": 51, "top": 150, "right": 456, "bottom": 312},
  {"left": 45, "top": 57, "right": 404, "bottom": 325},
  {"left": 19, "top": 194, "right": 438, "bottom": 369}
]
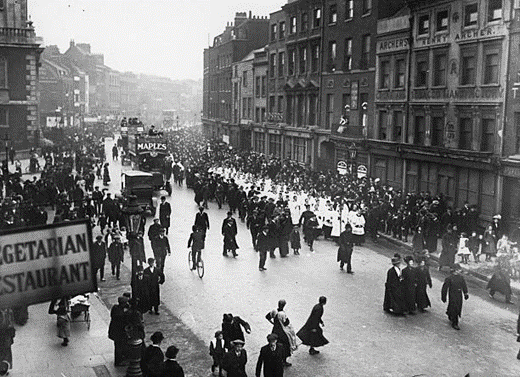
[{"left": 0, "top": 221, "right": 95, "bottom": 309}]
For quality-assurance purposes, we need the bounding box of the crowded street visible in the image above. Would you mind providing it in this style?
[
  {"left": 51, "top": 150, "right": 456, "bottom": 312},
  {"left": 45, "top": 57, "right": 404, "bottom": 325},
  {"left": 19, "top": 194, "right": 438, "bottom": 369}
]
[{"left": 98, "top": 136, "right": 520, "bottom": 377}]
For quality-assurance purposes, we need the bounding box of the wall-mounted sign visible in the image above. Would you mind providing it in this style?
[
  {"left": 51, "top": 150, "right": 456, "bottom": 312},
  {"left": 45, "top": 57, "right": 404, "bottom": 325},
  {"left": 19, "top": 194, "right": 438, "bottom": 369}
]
[
  {"left": 377, "top": 37, "right": 409, "bottom": 53},
  {"left": 412, "top": 87, "right": 504, "bottom": 101},
  {"left": 0, "top": 221, "right": 95, "bottom": 309},
  {"left": 337, "top": 160, "right": 348, "bottom": 175},
  {"left": 357, "top": 165, "right": 368, "bottom": 178}
]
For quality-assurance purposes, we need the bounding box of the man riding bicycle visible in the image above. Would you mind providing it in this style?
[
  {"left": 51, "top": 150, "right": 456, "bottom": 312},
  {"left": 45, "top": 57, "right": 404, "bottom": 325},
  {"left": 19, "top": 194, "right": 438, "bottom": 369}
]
[{"left": 187, "top": 225, "right": 205, "bottom": 270}]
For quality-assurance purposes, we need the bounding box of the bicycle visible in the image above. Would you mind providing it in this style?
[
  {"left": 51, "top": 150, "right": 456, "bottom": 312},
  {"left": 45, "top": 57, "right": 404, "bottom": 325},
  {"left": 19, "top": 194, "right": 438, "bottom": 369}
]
[{"left": 188, "top": 249, "right": 204, "bottom": 278}]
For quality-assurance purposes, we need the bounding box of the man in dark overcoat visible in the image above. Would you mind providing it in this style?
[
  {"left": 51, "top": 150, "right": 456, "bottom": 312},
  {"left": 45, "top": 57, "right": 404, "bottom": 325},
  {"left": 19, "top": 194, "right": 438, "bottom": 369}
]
[
  {"left": 222, "top": 211, "right": 238, "bottom": 257},
  {"left": 439, "top": 226, "right": 458, "bottom": 271},
  {"left": 159, "top": 196, "right": 171, "bottom": 234},
  {"left": 194, "top": 206, "right": 210, "bottom": 234},
  {"left": 441, "top": 263, "right": 469, "bottom": 330},
  {"left": 257, "top": 226, "right": 270, "bottom": 271},
  {"left": 383, "top": 256, "right": 406, "bottom": 315},
  {"left": 108, "top": 296, "right": 130, "bottom": 366},
  {"left": 92, "top": 235, "right": 107, "bottom": 282},
  {"left": 107, "top": 236, "right": 124, "bottom": 280},
  {"left": 337, "top": 224, "right": 354, "bottom": 273},
  {"left": 222, "top": 339, "right": 247, "bottom": 377},
  {"left": 255, "top": 333, "right": 285, "bottom": 377},
  {"left": 297, "top": 296, "right": 328, "bottom": 355},
  {"left": 144, "top": 258, "right": 165, "bottom": 315},
  {"left": 154, "top": 228, "right": 171, "bottom": 271}
]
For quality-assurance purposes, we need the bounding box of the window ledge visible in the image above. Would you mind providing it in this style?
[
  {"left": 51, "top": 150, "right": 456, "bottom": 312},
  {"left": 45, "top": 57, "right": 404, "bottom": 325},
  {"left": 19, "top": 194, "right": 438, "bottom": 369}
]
[
  {"left": 345, "top": 18, "right": 353, "bottom": 22},
  {"left": 328, "top": 22, "right": 337, "bottom": 26},
  {"left": 392, "top": 87, "right": 406, "bottom": 91},
  {"left": 431, "top": 85, "right": 448, "bottom": 89},
  {"left": 379, "top": 88, "right": 390, "bottom": 91},
  {"left": 362, "top": 12, "right": 372, "bottom": 18},
  {"left": 480, "top": 83, "right": 500, "bottom": 88}
]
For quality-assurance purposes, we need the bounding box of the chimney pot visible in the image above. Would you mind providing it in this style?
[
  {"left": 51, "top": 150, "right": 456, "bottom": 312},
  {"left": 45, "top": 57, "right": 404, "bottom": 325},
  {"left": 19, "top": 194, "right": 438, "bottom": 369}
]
[{"left": 249, "top": 11, "right": 252, "bottom": 18}]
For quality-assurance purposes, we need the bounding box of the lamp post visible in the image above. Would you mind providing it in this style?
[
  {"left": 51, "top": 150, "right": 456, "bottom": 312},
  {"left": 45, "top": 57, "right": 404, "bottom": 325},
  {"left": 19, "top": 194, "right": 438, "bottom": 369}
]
[
  {"left": 120, "top": 195, "right": 145, "bottom": 377},
  {"left": 348, "top": 142, "right": 358, "bottom": 175}
]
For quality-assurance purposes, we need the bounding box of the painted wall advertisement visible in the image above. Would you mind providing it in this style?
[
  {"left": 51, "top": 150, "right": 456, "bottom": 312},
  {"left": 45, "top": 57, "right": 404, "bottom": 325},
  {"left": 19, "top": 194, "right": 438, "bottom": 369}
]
[{"left": 0, "top": 221, "right": 95, "bottom": 309}]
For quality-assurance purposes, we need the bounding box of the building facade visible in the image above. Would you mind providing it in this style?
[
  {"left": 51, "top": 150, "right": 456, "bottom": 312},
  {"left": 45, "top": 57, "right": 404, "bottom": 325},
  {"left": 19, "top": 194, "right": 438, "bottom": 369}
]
[
  {"left": 232, "top": 50, "right": 255, "bottom": 149},
  {"left": 0, "top": 0, "right": 42, "bottom": 150},
  {"left": 202, "top": 12, "right": 270, "bottom": 142}
]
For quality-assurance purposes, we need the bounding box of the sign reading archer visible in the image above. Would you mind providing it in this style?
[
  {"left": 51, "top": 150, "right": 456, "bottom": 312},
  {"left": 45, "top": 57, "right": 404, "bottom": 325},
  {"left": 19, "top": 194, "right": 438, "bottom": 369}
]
[{"left": 0, "top": 220, "right": 95, "bottom": 309}]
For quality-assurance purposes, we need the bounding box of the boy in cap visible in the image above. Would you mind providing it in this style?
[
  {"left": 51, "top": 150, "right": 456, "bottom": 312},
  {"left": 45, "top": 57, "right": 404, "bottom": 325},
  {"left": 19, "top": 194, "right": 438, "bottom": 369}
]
[{"left": 256, "top": 333, "right": 285, "bottom": 377}]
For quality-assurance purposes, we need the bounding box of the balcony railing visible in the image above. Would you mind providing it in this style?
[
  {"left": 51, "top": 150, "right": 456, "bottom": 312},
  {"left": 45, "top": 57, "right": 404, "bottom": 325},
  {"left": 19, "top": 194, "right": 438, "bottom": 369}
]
[
  {"left": 332, "top": 123, "right": 364, "bottom": 138},
  {"left": 0, "top": 27, "right": 40, "bottom": 45}
]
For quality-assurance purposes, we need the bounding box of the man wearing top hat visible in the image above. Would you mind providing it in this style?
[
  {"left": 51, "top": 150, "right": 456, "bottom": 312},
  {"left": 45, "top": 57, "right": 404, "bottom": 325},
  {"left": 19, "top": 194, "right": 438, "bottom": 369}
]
[
  {"left": 383, "top": 255, "right": 406, "bottom": 315},
  {"left": 222, "top": 211, "right": 239, "bottom": 257}
]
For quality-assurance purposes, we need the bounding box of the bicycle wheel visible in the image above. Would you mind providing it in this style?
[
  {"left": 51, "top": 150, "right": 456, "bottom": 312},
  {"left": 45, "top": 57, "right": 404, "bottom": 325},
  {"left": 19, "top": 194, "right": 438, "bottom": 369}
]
[
  {"left": 197, "top": 258, "right": 204, "bottom": 278},
  {"left": 188, "top": 250, "right": 192, "bottom": 269}
]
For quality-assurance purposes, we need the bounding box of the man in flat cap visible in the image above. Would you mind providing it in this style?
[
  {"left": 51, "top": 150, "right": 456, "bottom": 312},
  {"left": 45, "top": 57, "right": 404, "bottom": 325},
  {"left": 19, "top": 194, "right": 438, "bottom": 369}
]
[
  {"left": 256, "top": 333, "right": 285, "bottom": 377},
  {"left": 223, "top": 339, "right": 247, "bottom": 377}
]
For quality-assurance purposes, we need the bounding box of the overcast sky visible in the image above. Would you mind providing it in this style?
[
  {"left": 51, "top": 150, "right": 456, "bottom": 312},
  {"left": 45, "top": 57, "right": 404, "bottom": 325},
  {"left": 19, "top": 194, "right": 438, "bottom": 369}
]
[{"left": 29, "top": 0, "right": 284, "bottom": 81}]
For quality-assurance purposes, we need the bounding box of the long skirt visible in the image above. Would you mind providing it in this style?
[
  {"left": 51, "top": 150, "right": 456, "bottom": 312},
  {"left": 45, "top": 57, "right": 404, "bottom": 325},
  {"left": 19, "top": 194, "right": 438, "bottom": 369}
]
[{"left": 57, "top": 315, "right": 71, "bottom": 339}]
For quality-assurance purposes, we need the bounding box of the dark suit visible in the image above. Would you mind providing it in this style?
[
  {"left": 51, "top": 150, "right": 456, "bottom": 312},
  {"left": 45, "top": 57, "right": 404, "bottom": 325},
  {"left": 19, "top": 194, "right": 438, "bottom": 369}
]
[
  {"left": 222, "top": 217, "right": 238, "bottom": 256},
  {"left": 153, "top": 235, "right": 171, "bottom": 271},
  {"left": 441, "top": 273, "right": 468, "bottom": 327},
  {"left": 159, "top": 202, "right": 172, "bottom": 232},
  {"left": 222, "top": 349, "right": 247, "bottom": 377},
  {"left": 92, "top": 240, "right": 107, "bottom": 281},
  {"left": 194, "top": 212, "right": 210, "bottom": 232},
  {"left": 160, "top": 359, "right": 184, "bottom": 377},
  {"left": 256, "top": 343, "right": 285, "bottom": 377},
  {"left": 383, "top": 267, "right": 406, "bottom": 314},
  {"left": 143, "top": 267, "right": 165, "bottom": 313},
  {"left": 141, "top": 344, "right": 164, "bottom": 377}
]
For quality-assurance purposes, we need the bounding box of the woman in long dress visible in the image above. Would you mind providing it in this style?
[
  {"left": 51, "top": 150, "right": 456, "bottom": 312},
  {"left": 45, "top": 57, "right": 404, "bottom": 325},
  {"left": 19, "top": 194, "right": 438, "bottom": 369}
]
[{"left": 265, "top": 300, "right": 299, "bottom": 366}]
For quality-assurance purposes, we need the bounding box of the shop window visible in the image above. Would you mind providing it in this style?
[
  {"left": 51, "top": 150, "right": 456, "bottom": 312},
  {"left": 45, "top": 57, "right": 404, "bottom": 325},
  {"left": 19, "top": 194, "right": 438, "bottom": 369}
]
[
  {"left": 431, "top": 116, "right": 445, "bottom": 147},
  {"left": 433, "top": 51, "right": 447, "bottom": 86},
  {"left": 436, "top": 10, "right": 449, "bottom": 32},
  {"left": 345, "top": 0, "right": 353, "bottom": 20},
  {"left": 464, "top": 3, "right": 478, "bottom": 27},
  {"left": 378, "top": 111, "right": 387, "bottom": 140},
  {"left": 415, "top": 53, "right": 429, "bottom": 87},
  {"left": 481, "top": 172, "right": 496, "bottom": 217},
  {"left": 415, "top": 115, "right": 426, "bottom": 145},
  {"left": 380, "top": 60, "right": 390, "bottom": 89},
  {"left": 393, "top": 111, "right": 403, "bottom": 142},
  {"left": 395, "top": 58, "right": 406, "bottom": 88},
  {"left": 418, "top": 14, "right": 430, "bottom": 35},
  {"left": 460, "top": 48, "right": 477, "bottom": 85},
  {"left": 483, "top": 45, "right": 500, "bottom": 84},
  {"left": 375, "top": 159, "right": 387, "bottom": 183},
  {"left": 457, "top": 168, "right": 479, "bottom": 208},
  {"left": 459, "top": 117, "right": 473, "bottom": 150},
  {"left": 481, "top": 118, "right": 495, "bottom": 152},
  {"left": 329, "top": 4, "right": 337, "bottom": 24},
  {"left": 269, "top": 134, "right": 282, "bottom": 157},
  {"left": 488, "top": 0, "right": 502, "bottom": 22}
]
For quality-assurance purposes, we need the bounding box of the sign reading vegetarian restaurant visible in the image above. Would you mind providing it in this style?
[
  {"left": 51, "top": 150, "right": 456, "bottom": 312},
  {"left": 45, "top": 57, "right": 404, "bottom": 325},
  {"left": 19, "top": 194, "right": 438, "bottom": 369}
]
[{"left": 0, "top": 220, "right": 96, "bottom": 309}]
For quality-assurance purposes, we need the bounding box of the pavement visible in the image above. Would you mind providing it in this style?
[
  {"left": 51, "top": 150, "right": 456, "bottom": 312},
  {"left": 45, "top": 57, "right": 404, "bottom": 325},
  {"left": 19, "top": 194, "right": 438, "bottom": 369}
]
[
  {"left": 378, "top": 232, "right": 520, "bottom": 297},
  {"left": 8, "top": 139, "right": 520, "bottom": 377}
]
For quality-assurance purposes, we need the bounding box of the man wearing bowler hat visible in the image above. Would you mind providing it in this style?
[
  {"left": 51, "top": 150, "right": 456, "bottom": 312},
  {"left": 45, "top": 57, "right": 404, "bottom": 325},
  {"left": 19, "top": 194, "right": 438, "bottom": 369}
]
[{"left": 161, "top": 345, "right": 184, "bottom": 376}]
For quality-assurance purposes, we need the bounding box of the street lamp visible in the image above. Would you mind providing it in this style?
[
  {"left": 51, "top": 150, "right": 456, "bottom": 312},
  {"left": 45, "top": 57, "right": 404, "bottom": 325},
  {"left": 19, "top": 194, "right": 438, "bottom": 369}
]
[
  {"left": 120, "top": 195, "right": 145, "bottom": 377},
  {"left": 348, "top": 142, "right": 357, "bottom": 175}
]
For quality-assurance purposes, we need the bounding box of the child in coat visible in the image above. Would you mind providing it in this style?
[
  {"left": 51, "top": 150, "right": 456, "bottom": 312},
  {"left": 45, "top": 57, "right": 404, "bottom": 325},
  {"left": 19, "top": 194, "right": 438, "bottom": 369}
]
[
  {"left": 467, "top": 231, "right": 481, "bottom": 263},
  {"left": 290, "top": 226, "right": 301, "bottom": 255},
  {"left": 209, "top": 330, "right": 226, "bottom": 376}
]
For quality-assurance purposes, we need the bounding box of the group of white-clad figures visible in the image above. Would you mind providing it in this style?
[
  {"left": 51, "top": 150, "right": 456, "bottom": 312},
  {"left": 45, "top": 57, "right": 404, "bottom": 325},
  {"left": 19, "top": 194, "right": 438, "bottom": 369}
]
[{"left": 209, "top": 166, "right": 367, "bottom": 239}]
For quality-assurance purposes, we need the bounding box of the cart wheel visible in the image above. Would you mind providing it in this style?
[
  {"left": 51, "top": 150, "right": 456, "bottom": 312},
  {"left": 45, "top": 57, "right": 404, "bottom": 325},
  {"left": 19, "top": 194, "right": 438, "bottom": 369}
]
[
  {"left": 85, "top": 310, "right": 91, "bottom": 330},
  {"left": 197, "top": 258, "right": 204, "bottom": 278},
  {"left": 188, "top": 250, "right": 192, "bottom": 269}
]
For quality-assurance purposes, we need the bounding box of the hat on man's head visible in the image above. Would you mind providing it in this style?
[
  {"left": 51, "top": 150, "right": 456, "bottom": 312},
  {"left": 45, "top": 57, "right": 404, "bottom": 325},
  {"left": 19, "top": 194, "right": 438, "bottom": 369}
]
[
  {"left": 267, "top": 333, "right": 278, "bottom": 342},
  {"left": 96, "top": 235, "right": 103, "bottom": 240},
  {"left": 391, "top": 256, "right": 401, "bottom": 265},
  {"left": 117, "top": 296, "right": 129, "bottom": 305},
  {"left": 165, "top": 345, "right": 179, "bottom": 359},
  {"left": 231, "top": 339, "right": 245, "bottom": 346},
  {"left": 150, "top": 331, "right": 164, "bottom": 344}
]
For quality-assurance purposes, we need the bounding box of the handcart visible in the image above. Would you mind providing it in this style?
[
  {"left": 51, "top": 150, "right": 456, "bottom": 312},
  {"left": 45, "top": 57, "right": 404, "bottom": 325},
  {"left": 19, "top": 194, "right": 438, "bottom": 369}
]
[{"left": 70, "top": 294, "right": 91, "bottom": 330}]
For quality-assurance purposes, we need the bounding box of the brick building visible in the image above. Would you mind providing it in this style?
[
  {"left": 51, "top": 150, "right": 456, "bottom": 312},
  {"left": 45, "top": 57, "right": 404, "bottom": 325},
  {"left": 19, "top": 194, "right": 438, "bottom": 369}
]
[
  {"left": 0, "top": 0, "right": 42, "bottom": 150},
  {"left": 232, "top": 49, "right": 255, "bottom": 149},
  {"left": 202, "top": 12, "right": 270, "bottom": 141}
]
